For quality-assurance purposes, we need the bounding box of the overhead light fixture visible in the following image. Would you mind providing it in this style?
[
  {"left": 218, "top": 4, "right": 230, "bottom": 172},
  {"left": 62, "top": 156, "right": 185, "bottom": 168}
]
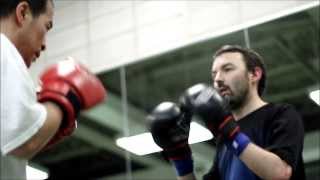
[
  {"left": 309, "top": 89, "right": 320, "bottom": 106},
  {"left": 116, "top": 122, "right": 213, "bottom": 156},
  {"left": 26, "top": 165, "right": 48, "bottom": 180}
]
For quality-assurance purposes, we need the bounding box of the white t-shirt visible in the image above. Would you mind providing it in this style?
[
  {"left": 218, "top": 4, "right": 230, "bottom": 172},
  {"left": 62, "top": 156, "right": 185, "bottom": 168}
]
[{"left": 1, "top": 34, "right": 47, "bottom": 179}]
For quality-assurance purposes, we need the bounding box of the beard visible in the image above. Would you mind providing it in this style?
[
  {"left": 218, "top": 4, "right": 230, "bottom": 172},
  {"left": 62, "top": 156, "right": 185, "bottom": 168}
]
[{"left": 223, "top": 78, "right": 249, "bottom": 110}]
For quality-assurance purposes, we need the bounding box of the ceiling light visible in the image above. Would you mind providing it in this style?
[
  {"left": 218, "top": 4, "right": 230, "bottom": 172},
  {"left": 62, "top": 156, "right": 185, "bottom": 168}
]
[
  {"left": 116, "top": 122, "right": 213, "bottom": 156},
  {"left": 26, "top": 165, "right": 48, "bottom": 180},
  {"left": 309, "top": 89, "right": 320, "bottom": 106}
]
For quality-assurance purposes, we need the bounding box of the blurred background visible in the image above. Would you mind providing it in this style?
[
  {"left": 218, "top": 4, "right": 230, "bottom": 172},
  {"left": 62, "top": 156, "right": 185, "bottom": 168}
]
[{"left": 29, "top": 1, "right": 319, "bottom": 179}]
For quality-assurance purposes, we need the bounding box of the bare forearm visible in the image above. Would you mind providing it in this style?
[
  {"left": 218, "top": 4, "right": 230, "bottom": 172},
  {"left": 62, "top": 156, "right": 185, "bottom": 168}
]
[
  {"left": 10, "top": 102, "right": 63, "bottom": 159},
  {"left": 239, "top": 143, "right": 292, "bottom": 180}
]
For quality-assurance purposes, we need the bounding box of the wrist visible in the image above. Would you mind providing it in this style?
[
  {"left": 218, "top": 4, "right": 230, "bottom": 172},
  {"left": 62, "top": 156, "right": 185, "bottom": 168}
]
[
  {"left": 65, "top": 90, "right": 82, "bottom": 117},
  {"left": 171, "top": 155, "right": 194, "bottom": 176},
  {"left": 226, "top": 132, "right": 251, "bottom": 156},
  {"left": 42, "top": 101, "right": 64, "bottom": 122},
  {"left": 165, "top": 143, "right": 191, "bottom": 160},
  {"left": 164, "top": 143, "right": 193, "bottom": 176}
]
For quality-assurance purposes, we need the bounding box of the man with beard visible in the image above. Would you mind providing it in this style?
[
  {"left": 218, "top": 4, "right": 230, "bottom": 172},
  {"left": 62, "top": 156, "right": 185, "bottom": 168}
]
[{"left": 148, "top": 45, "right": 305, "bottom": 180}]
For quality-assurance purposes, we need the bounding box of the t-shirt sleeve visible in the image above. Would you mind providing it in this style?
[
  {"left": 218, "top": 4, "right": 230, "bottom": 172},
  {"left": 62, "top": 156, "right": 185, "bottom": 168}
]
[
  {"left": 1, "top": 48, "right": 47, "bottom": 155},
  {"left": 265, "top": 104, "right": 304, "bottom": 170}
]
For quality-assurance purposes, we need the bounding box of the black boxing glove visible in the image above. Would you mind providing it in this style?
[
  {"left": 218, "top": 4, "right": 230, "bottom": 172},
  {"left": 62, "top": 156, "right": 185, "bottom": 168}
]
[
  {"left": 147, "top": 102, "right": 194, "bottom": 176},
  {"left": 180, "top": 83, "right": 250, "bottom": 156},
  {"left": 147, "top": 101, "right": 192, "bottom": 159}
]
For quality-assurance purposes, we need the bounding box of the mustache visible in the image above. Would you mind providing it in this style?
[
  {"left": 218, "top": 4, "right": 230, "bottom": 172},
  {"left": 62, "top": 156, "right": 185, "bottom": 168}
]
[
  {"left": 216, "top": 83, "right": 230, "bottom": 92},
  {"left": 215, "top": 84, "right": 232, "bottom": 104}
]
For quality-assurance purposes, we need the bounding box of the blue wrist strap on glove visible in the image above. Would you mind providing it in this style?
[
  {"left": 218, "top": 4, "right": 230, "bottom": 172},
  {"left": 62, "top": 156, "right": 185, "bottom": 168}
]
[
  {"left": 227, "top": 132, "right": 251, "bottom": 156},
  {"left": 171, "top": 156, "right": 194, "bottom": 176}
]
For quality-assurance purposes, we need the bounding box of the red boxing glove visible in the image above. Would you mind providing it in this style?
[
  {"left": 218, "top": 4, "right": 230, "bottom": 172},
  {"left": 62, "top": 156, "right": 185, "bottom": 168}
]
[{"left": 38, "top": 57, "right": 107, "bottom": 149}]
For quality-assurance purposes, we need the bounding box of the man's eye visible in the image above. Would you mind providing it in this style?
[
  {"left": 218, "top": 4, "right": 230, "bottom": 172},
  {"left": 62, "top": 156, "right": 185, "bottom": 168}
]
[{"left": 225, "top": 67, "right": 233, "bottom": 72}]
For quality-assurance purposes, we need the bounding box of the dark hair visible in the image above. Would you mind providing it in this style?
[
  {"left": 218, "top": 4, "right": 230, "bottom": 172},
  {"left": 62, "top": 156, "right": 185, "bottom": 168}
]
[
  {"left": 0, "top": 0, "right": 53, "bottom": 18},
  {"left": 213, "top": 45, "right": 267, "bottom": 96}
]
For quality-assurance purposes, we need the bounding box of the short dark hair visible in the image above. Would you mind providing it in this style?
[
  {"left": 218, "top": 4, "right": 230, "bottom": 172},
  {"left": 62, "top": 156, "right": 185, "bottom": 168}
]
[
  {"left": 213, "top": 45, "right": 267, "bottom": 96},
  {"left": 0, "top": 0, "right": 53, "bottom": 18}
]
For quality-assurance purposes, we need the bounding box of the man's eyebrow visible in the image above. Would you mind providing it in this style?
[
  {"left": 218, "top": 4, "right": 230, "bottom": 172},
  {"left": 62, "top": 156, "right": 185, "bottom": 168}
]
[
  {"left": 221, "top": 63, "right": 234, "bottom": 68},
  {"left": 212, "top": 63, "right": 234, "bottom": 74}
]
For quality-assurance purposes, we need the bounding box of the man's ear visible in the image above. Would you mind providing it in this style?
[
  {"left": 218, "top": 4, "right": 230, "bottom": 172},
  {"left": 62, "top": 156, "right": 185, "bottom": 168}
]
[
  {"left": 250, "top": 67, "right": 263, "bottom": 83},
  {"left": 15, "top": 1, "right": 32, "bottom": 26}
]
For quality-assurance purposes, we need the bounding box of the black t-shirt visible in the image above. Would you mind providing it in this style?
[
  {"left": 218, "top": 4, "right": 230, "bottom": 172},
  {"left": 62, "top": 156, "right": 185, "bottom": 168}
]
[{"left": 203, "top": 103, "right": 305, "bottom": 180}]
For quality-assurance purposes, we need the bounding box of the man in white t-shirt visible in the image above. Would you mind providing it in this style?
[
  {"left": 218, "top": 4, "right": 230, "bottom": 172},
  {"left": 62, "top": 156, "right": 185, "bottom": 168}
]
[{"left": 1, "top": 1, "right": 107, "bottom": 179}]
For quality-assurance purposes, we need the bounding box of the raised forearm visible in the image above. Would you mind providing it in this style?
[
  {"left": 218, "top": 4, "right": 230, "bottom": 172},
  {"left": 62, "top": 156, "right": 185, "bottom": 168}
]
[
  {"left": 239, "top": 143, "right": 292, "bottom": 180},
  {"left": 10, "top": 102, "right": 62, "bottom": 159}
]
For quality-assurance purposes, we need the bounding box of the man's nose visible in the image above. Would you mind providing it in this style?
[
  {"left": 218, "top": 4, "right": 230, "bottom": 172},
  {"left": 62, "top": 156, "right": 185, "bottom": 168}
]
[
  {"left": 214, "top": 71, "right": 224, "bottom": 82},
  {"left": 213, "top": 72, "right": 224, "bottom": 87}
]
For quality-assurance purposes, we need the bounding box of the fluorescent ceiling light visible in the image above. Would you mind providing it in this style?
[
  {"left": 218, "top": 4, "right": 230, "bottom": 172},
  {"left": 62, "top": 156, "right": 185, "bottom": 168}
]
[
  {"left": 116, "top": 122, "right": 213, "bottom": 156},
  {"left": 26, "top": 165, "right": 48, "bottom": 180},
  {"left": 309, "top": 89, "right": 320, "bottom": 106}
]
